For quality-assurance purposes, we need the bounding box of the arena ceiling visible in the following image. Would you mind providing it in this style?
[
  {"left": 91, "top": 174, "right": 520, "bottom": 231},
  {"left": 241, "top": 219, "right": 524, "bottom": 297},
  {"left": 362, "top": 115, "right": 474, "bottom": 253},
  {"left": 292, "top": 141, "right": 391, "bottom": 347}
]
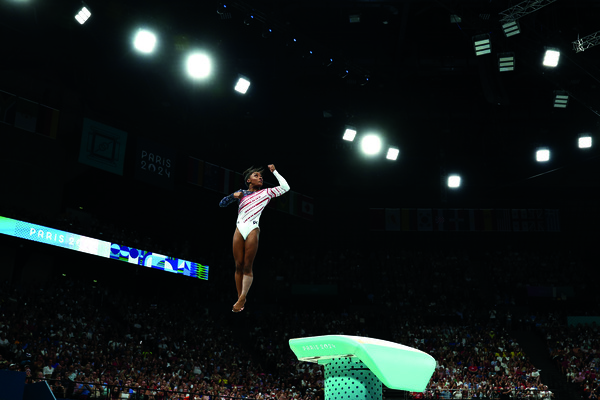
[{"left": 2, "top": 0, "right": 599, "bottom": 208}]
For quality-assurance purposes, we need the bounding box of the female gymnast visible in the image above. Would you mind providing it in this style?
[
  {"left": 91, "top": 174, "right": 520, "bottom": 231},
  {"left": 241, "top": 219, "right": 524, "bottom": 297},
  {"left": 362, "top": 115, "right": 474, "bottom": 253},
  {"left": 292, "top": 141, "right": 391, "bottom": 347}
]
[{"left": 219, "top": 164, "right": 290, "bottom": 312}]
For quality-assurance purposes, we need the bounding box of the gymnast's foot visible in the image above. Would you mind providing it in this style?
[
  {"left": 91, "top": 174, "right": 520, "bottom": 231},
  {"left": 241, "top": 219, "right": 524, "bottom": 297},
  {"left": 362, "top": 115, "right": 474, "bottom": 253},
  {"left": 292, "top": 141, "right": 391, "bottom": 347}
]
[{"left": 232, "top": 295, "right": 246, "bottom": 313}]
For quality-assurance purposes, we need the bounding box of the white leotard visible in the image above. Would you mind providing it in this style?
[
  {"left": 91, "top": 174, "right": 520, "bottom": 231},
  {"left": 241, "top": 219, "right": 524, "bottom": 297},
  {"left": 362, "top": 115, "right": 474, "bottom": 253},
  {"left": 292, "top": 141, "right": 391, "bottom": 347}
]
[{"left": 219, "top": 170, "right": 290, "bottom": 239}]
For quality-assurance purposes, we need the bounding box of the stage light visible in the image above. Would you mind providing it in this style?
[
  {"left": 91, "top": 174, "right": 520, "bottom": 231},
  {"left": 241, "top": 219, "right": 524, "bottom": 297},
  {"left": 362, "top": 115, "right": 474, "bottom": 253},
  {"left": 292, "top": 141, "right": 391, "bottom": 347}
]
[
  {"left": 133, "top": 29, "right": 157, "bottom": 54},
  {"left": 536, "top": 148, "right": 550, "bottom": 162},
  {"left": 361, "top": 134, "right": 382, "bottom": 155},
  {"left": 386, "top": 148, "right": 399, "bottom": 161},
  {"left": 75, "top": 6, "right": 91, "bottom": 25},
  {"left": 342, "top": 127, "right": 356, "bottom": 142},
  {"left": 262, "top": 26, "right": 273, "bottom": 38},
  {"left": 216, "top": 3, "right": 231, "bottom": 19},
  {"left": 543, "top": 48, "right": 560, "bottom": 67},
  {"left": 473, "top": 34, "right": 491, "bottom": 56},
  {"left": 234, "top": 76, "right": 251, "bottom": 94},
  {"left": 578, "top": 136, "right": 592, "bottom": 149},
  {"left": 186, "top": 53, "right": 211, "bottom": 79},
  {"left": 216, "top": 2, "right": 227, "bottom": 14},
  {"left": 553, "top": 91, "right": 568, "bottom": 108},
  {"left": 301, "top": 49, "right": 314, "bottom": 59},
  {"left": 498, "top": 53, "right": 515, "bottom": 72},
  {"left": 244, "top": 14, "right": 254, "bottom": 26},
  {"left": 448, "top": 175, "right": 461, "bottom": 188},
  {"left": 502, "top": 20, "right": 520, "bottom": 37}
]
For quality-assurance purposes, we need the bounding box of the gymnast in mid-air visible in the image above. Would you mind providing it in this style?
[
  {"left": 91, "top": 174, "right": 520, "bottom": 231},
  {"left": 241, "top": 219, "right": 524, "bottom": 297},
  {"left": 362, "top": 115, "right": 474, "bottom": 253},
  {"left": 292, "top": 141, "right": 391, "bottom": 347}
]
[{"left": 219, "top": 164, "right": 290, "bottom": 312}]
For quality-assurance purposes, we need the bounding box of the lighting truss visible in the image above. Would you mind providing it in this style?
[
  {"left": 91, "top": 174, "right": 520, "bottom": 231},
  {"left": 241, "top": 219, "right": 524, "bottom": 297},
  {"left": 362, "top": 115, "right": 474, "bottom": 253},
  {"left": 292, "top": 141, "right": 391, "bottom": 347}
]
[
  {"left": 573, "top": 31, "right": 600, "bottom": 53},
  {"left": 499, "top": 0, "right": 558, "bottom": 23}
]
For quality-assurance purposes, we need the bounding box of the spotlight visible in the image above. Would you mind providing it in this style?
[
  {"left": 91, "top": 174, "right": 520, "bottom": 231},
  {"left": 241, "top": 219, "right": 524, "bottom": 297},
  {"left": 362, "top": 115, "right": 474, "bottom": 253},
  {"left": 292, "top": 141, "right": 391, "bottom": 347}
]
[
  {"left": 324, "top": 58, "right": 334, "bottom": 67},
  {"left": 360, "top": 134, "right": 382, "bottom": 155},
  {"left": 186, "top": 53, "right": 211, "bottom": 79},
  {"left": 502, "top": 20, "right": 520, "bottom": 37},
  {"left": 133, "top": 29, "right": 157, "bottom": 54},
  {"left": 473, "top": 34, "right": 491, "bottom": 56},
  {"left": 359, "top": 76, "right": 370, "bottom": 86},
  {"left": 342, "top": 127, "right": 357, "bottom": 142},
  {"left": 217, "top": 3, "right": 231, "bottom": 19},
  {"left": 386, "top": 148, "right": 399, "bottom": 161},
  {"left": 285, "top": 38, "right": 298, "bottom": 48},
  {"left": 234, "top": 76, "right": 251, "bottom": 94},
  {"left": 543, "top": 48, "right": 560, "bottom": 67},
  {"left": 302, "top": 50, "right": 313, "bottom": 59},
  {"left": 262, "top": 26, "right": 273, "bottom": 38},
  {"left": 216, "top": 2, "right": 227, "bottom": 14},
  {"left": 498, "top": 53, "right": 515, "bottom": 72},
  {"left": 553, "top": 91, "right": 568, "bottom": 108},
  {"left": 536, "top": 148, "right": 550, "bottom": 162},
  {"left": 339, "top": 69, "right": 350, "bottom": 79},
  {"left": 578, "top": 135, "right": 592, "bottom": 149},
  {"left": 244, "top": 14, "right": 254, "bottom": 26},
  {"left": 448, "top": 175, "right": 461, "bottom": 188},
  {"left": 75, "top": 5, "right": 91, "bottom": 25}
]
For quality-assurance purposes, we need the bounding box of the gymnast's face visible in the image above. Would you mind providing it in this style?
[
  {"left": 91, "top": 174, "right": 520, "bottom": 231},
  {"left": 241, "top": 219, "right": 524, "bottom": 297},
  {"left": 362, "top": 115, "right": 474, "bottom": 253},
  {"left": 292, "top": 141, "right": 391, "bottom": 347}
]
[{"left": 247, "top": 172, "right": 263, "bottom": 189}]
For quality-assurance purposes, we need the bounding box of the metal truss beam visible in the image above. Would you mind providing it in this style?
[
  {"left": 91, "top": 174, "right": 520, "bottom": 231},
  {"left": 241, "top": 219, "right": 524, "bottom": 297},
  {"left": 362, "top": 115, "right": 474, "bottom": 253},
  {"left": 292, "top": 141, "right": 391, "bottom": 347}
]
[
  {"left": 499, "top": 0, "right": 558, "bottom": 23},
  {"left": 573, "top": 31, "right": 600, "bottom": 53}
]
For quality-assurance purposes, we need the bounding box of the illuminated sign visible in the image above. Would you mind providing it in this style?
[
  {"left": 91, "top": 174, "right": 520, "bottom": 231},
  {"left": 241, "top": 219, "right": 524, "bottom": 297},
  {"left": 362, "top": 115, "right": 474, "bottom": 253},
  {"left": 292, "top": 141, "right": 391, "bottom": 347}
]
[{"left": 0, "top": 215, "right": 208, "bottom": 280}]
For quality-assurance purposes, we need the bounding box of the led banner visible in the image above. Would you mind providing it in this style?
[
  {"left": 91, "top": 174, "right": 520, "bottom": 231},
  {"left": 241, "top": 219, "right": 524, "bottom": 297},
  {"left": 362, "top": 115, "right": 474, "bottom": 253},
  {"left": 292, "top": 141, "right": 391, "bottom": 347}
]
[{"left": 0, "top": 215, "right": 208, "bottom": 280}]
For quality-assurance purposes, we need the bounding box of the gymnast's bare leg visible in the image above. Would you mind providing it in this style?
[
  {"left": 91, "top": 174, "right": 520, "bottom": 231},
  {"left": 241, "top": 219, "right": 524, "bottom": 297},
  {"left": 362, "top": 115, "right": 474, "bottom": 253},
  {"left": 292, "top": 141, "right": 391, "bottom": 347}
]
[{"left": 232, "top": 227, "right": 259, "bottom": 312}]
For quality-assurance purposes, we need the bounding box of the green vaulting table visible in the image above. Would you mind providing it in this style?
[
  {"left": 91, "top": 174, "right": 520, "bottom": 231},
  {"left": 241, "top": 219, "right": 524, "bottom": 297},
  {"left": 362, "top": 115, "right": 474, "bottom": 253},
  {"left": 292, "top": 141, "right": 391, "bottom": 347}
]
[{"left": 289, "top": 335, "right": 435, "bottom": 400}]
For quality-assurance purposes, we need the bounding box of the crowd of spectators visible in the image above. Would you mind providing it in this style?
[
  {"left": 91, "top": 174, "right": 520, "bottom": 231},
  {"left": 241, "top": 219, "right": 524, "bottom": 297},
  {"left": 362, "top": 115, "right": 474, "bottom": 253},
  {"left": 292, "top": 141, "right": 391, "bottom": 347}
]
[
  {"left": 0, "top": 274, "right": 561, "bottom": 400},
  {"left": 0, "top": 204, "right": 597, "bottom": 400},
  {"left": 0, "top": 276, "right": 325, "bottom": 400},
  {"left": 543, "top": 323, "right": 600, "bottom": 399}
]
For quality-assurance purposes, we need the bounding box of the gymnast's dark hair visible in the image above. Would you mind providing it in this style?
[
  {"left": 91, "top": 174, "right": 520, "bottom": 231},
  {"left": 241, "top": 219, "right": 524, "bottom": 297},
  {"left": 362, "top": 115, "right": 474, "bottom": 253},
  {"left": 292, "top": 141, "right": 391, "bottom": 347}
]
[{"left": 243, "top": 166, "right": 264, "bottom": 187}]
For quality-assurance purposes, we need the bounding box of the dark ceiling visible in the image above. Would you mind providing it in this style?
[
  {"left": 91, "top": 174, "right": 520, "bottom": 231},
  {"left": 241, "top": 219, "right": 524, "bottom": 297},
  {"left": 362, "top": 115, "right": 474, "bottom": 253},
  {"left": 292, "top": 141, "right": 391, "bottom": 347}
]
[{"left": 1, "top": 0, "right": 599, "bottom": 209}]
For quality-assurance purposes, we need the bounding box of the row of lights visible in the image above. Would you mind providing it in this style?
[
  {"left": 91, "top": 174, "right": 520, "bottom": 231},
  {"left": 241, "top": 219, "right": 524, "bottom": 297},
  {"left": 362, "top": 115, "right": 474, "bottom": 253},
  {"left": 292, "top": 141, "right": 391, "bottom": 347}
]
[
  {"left": 474, "top": 35, "right": 562, "bottom": 69},
  {"left": 535, "top": 135, "right": 593, "bottom": 161},
  {"left": 446, "top": 136, "right": 593, "bottom": 189},
  {"left": 342, "top": 127, "right": 593, "bottom": 166},
  {"left": 135, "top": 29, "right": 252, "bottom": 93},
  {"left": 341, "top": 127, "right": 593, "bottom": 188},
  {"left": 75, "top": 6, "right": 253, "bottom": 94},
  {"left": 342, "top": 127, "right": 399, "bottom": 160},
  {"left": 473, "top": 22, "right": 570, "bottom": 107},
  {"left": 225, "top": 3, "right": 371, "bottom": 86}
]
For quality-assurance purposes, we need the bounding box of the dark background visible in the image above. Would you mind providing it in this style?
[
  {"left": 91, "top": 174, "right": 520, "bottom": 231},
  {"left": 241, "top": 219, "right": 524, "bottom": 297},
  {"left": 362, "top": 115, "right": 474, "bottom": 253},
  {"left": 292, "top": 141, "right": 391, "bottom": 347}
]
[{"left": 1, "top": 0, "right": 599, "bottom": 283}]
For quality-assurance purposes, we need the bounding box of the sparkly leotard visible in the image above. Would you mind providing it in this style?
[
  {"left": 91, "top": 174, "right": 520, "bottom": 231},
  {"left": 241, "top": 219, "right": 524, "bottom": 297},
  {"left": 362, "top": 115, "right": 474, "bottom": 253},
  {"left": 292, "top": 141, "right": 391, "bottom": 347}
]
[{"left": 219, "top": 170, "right": 290, "bottom": 239}]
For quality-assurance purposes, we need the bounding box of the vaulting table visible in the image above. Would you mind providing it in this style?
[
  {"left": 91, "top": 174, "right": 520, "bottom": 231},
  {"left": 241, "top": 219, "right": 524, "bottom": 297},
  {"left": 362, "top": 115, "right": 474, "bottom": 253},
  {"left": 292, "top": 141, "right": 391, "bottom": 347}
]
[{"left": 289, "top": 335, "right": 436, "bottom": 400}]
